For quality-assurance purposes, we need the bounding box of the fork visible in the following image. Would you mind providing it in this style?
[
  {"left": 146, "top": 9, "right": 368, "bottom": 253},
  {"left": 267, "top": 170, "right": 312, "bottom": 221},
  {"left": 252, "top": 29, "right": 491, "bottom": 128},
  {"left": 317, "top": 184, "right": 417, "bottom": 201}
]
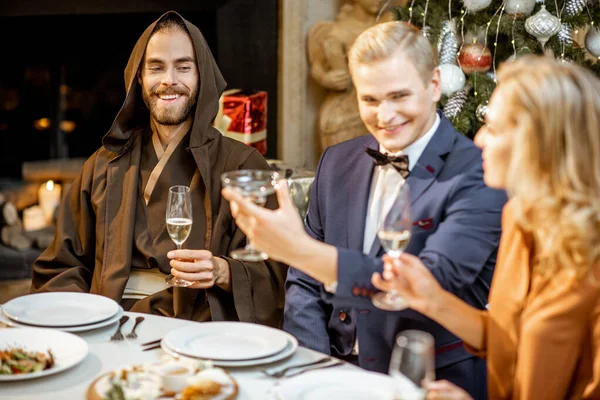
[
  {"left": 110, "top": 315, "right": 130, "bottom": 341},
  {"left": 126, "top": 316, "right": 145, "bottom": 339},
  {"left": 260, "top": 357, "right": 333, "bottom": 378}
]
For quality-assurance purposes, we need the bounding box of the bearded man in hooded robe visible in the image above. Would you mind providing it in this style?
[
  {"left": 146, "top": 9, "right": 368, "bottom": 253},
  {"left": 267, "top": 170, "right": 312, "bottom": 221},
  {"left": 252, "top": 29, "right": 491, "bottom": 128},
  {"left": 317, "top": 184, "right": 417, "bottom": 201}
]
[{"left": 30, "top": 11, "right": 287, "bottom": 327}]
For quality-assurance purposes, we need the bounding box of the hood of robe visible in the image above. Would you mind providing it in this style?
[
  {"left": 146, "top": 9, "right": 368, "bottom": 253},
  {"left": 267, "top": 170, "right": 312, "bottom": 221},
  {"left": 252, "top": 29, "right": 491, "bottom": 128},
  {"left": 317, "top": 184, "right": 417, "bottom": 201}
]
[{"left": 101, "top": 10, "right": 226, "bottom": 153}]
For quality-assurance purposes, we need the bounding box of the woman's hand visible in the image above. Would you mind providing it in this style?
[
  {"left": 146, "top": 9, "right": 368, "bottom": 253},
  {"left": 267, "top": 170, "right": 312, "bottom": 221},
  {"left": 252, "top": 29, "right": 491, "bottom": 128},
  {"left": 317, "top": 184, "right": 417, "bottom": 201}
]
[
  {"left": 426, "top": 380, "right": 473, "bottom": 400},
  {"left": 371, "top": 252, "right": 445, "bottom": 316}
]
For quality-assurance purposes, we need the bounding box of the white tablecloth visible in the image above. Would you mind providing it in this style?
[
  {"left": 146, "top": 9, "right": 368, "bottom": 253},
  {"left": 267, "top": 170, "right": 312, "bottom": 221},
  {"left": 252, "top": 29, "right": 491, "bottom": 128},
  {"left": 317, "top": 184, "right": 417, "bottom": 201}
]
[{"left": 0, "top": 312, "right": 390, "bottom": 399}]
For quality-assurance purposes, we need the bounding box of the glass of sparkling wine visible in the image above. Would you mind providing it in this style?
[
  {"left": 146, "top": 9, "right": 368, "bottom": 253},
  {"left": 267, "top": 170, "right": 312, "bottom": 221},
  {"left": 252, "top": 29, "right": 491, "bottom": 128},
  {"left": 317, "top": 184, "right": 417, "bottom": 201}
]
[
  {"left": 389, "top": 330, "right": 435, "bottom": 400},
  {"left": 372, "top": 182, "right": 412, "bottom": 311},
  {"left": 165, "top": 185, "right": 194, "bottom": 287},
  {"left": 221, "top": 169, "right": 280, "bottom": 262}
]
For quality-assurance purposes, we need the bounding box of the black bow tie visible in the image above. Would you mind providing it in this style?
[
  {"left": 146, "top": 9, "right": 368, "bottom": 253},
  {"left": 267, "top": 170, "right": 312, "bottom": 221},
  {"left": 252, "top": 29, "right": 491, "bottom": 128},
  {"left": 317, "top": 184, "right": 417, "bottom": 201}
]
[{"left": 365, "top": 148, "right": 410, "bottom": 178}]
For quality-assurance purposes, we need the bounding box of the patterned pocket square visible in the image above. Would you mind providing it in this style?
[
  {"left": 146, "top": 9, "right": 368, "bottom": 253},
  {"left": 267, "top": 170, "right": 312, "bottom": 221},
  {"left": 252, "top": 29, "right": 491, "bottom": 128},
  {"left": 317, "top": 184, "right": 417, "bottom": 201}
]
[{"left": 413, "top": 218, "right": 433, "bottom": 230}]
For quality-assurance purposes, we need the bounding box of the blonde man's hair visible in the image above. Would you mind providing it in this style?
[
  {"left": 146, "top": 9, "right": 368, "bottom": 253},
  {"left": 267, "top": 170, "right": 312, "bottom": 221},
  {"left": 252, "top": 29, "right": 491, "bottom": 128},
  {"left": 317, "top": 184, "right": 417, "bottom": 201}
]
[
  {"left": 497, "top": 55, "right": 600, "bottom": 282},
  {"left": 348, "top": 21, "right": 438, "bottom": 83}
]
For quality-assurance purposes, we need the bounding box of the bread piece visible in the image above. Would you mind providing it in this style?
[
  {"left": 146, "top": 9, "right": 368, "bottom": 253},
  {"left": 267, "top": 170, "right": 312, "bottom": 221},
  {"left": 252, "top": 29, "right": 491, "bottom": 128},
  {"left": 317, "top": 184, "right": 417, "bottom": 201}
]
[{"left": 180, "top": 368, "right": 238, "bottom": 400}]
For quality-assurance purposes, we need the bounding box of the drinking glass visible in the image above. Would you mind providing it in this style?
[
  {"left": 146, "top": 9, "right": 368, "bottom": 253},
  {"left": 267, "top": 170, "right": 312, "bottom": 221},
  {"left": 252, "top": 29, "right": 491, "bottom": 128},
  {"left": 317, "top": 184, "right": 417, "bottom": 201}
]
[
  {"left": 389, "top": 330, "right": 435, "bottom": 400},
  {"left": 221, "top": 169, "right": 280, "bottom": 261},
  {"left": 287, "top": 172, "right": 315, "bottom": 220},
  {"left": 164, "top": 185, "right": 194, "bottom": 287},
  {"left": 371, "top": 182, "right": 412, "bottom": 311}
]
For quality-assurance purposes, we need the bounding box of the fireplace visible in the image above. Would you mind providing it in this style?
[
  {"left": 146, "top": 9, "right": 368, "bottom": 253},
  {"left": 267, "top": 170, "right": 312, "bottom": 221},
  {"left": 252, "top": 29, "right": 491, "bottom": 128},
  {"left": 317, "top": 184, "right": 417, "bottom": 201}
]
[{"left": 0, "top": 0, "right": 280, "bottom": 180}]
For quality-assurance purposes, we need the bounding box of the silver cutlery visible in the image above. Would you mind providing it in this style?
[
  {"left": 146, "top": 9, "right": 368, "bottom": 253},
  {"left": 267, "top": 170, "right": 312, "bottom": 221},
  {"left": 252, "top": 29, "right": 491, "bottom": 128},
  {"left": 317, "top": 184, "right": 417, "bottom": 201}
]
[
  {"left": 126, "top": 316, "right": 145, "bottom": 339},
  {"left": 141, "top": 338, "right": 162, "bottom": 351},
  {"left": 110, "top": 315, "right": 130, "bottom": 341},
  {"left": 283, "top": 359, "right": 344, "bottom": 378},
  {"left": 260, "top": 357, "right": 335, "bottom": 378}
]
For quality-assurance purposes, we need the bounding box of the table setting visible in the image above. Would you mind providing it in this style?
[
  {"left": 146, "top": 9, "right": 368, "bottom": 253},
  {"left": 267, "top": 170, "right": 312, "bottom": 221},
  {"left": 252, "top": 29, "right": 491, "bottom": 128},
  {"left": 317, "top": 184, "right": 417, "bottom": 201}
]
[{"left": 0, "top": 292, "right": 421, "bottom": 400}]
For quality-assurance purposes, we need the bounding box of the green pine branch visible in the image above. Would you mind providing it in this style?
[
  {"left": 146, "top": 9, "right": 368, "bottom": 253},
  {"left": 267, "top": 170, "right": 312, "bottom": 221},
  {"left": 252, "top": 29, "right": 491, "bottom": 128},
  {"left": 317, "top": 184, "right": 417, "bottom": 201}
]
[{"left": 394, "top": 0, "right": 600, "bottom": 137}]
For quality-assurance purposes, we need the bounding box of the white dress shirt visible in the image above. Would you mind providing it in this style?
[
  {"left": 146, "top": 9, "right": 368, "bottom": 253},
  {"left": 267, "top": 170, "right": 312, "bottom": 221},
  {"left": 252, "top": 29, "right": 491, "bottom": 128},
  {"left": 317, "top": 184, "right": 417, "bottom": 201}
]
[{"left": 362, "top": 114, "right": 440, "bottom": 254}]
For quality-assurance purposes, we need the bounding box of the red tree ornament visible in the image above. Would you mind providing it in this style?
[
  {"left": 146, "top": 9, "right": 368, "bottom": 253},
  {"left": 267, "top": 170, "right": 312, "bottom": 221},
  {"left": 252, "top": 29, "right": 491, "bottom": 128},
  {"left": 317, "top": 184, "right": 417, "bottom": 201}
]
[{"left": 458, "top": 43, "right": 492, "bottom": 75}]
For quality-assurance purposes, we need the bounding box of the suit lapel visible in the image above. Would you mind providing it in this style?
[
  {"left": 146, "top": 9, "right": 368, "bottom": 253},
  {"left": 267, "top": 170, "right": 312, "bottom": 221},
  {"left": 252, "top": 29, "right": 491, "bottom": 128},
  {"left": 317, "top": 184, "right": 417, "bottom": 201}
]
[
  {"left": 347, "top": 136, "right": 378, "bottom": 252},
  {"left": 406, "top": 114, "right": 455, "bottom": 206},
  {"left": 370, "top": 113, "right": 456, "bottom": 257}
]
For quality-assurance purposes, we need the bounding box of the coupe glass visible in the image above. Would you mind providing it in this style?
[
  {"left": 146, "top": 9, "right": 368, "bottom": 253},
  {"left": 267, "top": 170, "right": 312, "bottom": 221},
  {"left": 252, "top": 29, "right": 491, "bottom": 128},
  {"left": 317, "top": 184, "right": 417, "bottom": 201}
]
[
  {"left": 389, "top": 330, "right": 435, "bottom": 399},
  {"left": 371, "top": 182, "right": 412, "bottom": 311},
  {"left": 221, "top": 169, "right": 280, "bottom": 261},
  {"left": 164, "top": 185, "right": 194, "bottom": 287}
]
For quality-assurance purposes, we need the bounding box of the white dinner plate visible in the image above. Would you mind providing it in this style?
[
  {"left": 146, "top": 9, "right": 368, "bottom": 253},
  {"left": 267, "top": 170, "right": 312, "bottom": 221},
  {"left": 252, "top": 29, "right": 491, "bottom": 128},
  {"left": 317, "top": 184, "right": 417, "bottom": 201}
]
[
  {"left": 0, "top": 305, "right": 124, "bottom": 333},
  {"left": 273, "top": 369, "right": 396, "bottom": 400},
  {"left": 161, "top": 331, "right": 298, "bottom": 367},
  {"left": 0, "top": 327, "right": 88, "bottom": 381},
  {"left": 2, "top": 292, "right": 120, "bottom": 327},
  {"left": 163, "top": 322, "right": 290, "bottom": 361}
]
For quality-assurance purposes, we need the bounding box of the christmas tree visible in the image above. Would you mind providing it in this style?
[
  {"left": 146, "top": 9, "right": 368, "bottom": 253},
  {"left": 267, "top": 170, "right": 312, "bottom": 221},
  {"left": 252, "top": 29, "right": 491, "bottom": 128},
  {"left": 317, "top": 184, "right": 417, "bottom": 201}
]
[{"left": 392, "top": 0, "right": 600, "bottom": 137}]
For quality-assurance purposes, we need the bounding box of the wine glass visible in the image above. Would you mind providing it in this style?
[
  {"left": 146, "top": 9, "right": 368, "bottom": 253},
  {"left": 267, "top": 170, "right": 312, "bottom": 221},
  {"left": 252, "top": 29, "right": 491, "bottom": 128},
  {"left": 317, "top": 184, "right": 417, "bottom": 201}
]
[
  {"left": 389, "top": 330, "right": 435, "bottom": 400},
  {"left": 287, "top": 171, "right": 315, "bottom": 220},
  {"left": 164, "top": 185, "right": 194, "bottom": 287},
  {"left": 371, "top": 182, "right": 412, "bottom": 311},
  {"left": 221, "top": 169, "right": 280, "bottom": 261}
]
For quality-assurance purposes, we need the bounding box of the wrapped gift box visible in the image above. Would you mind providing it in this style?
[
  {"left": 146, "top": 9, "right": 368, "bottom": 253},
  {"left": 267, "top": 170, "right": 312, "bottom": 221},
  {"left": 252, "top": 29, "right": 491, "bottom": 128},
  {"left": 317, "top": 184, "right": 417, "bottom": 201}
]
[{"left": 215, "top": 90, "right": 268, "bottom": 155}]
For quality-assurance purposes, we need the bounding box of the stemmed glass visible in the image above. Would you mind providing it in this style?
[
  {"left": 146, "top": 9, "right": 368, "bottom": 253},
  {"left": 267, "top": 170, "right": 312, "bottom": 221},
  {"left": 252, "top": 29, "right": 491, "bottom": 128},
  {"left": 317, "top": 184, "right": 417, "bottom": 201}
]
[
  {"left": 389, "top": 330, "right": 435, "bottom": 399},
  {"left": 288, "top": 174, "right": 315, "bottom": 220},
  {"left": 221, "top": 169, "right": 280, "bottom": 261},
  {"left": 371, "top": 182, "right": 412, "bottom": 311},
  {"left": 164, "top": 185, "right": 194, "bottom": 287}
]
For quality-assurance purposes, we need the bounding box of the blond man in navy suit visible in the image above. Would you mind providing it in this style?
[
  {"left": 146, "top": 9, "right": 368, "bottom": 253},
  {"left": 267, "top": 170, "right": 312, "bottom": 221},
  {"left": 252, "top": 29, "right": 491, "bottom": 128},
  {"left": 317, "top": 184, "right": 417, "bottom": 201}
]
[{"left": 223, "top": 22, "right": 506, "bottom": 399}]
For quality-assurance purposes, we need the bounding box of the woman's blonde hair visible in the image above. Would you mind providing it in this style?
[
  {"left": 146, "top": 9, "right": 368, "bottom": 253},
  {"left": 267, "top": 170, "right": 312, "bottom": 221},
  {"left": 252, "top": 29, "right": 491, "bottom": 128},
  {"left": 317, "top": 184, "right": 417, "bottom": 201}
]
[
  {"left": 348, "top": 21, "right": 438, "bottom": 83},
  {"left": 497, "top": 55, "right": 600, "bottom": 281}
]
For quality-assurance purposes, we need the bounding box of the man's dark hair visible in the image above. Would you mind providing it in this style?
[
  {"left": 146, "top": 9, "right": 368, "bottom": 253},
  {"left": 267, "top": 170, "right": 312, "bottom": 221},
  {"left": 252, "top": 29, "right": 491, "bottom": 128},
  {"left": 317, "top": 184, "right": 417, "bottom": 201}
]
[{"left": 154, "top": 12, "right": 189, "bottom": 34}]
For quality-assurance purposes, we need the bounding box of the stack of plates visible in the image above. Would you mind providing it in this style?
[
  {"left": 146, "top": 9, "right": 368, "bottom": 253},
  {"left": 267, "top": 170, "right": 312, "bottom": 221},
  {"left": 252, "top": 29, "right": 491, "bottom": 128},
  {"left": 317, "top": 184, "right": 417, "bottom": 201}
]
[
  {"left": 0, "top": 292, "right": 123, "bottom": 332},
  {"left": 161, "top": 322, "right": 298, "bottom": 367}
]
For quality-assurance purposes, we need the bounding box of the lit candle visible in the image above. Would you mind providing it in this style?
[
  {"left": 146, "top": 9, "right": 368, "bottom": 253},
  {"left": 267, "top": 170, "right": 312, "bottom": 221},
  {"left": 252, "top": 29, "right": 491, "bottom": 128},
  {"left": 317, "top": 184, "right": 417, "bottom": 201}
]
[{"left": 38, "top": 180, "right": 62, "bottom": 223}]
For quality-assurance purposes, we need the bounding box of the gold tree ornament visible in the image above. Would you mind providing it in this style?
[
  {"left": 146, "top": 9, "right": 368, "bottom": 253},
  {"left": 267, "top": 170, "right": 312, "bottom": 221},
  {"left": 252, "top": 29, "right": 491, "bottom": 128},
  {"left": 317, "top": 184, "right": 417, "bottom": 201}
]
[{"left": 524, "top": 5, "right": 561, "bottom": 47}]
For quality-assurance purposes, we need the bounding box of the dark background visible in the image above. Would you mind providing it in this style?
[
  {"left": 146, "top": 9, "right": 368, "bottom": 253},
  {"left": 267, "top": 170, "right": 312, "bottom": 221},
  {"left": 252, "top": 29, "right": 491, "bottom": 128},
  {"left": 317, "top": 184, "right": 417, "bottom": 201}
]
[{"left": 0, "top": 0, "right": 279, "bottom": 179}]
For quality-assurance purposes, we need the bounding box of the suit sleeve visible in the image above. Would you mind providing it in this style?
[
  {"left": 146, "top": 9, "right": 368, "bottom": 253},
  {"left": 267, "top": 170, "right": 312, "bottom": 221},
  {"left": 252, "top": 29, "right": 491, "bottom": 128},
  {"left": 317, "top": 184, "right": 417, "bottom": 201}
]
[
  {"left": 332, "top": 154, "right": 506, "bottom": 309},
  {"left": 211, "top": 149, "right": 288, "bottom": 328},
  {"left": 30, "top": 154, "right": 98, "bottom": 293},
  {"left": 282, "top": 148, "right": 335, "bottom": 353}
]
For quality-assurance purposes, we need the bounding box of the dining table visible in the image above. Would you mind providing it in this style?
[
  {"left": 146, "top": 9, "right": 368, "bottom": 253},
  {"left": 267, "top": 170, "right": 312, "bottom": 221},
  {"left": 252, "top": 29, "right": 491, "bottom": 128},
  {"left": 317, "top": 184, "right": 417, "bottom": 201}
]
[{"left": 0, "top": 311, "right": 407, "bottom": 400}]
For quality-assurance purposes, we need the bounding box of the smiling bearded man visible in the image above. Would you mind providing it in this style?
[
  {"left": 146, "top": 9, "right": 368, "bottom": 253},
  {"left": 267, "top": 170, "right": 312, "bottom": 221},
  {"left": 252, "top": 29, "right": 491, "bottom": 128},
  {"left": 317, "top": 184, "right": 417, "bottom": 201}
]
[{"left": 30, "top": 11, "right": 287, "bottom": 328}]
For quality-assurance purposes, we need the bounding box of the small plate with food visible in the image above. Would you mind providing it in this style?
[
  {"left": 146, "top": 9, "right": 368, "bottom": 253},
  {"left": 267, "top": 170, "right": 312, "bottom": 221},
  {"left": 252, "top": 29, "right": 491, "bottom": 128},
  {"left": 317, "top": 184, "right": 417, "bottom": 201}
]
[
  {"left": 0, "top": 327, "right": 88, "bottom": 381},
  {"left": 87, "top": 358, "right": 239, "bottom": 400}
]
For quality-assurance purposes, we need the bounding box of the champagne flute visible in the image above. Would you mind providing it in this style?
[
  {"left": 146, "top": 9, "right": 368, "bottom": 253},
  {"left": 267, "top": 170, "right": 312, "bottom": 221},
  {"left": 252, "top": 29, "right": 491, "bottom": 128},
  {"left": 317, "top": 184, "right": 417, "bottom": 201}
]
[
  {"left": 221, "top": 169, "right": 280, "bottom": 261},
  {"left": 164, "top": 185, "right": 194, "bottom": 287},
  {"left": 389, "top": 330, "right": 435, "bottom": 400},
  {"left": 372, "top": 182, "right": 412, "bottom": 311}
]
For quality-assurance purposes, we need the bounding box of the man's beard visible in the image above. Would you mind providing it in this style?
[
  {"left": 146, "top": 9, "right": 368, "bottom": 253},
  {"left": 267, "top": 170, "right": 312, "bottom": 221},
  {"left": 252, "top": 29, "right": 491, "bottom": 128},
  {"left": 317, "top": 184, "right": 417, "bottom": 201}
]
[{"left": 143, "top": 87, "right": 198, "bottom": 126}]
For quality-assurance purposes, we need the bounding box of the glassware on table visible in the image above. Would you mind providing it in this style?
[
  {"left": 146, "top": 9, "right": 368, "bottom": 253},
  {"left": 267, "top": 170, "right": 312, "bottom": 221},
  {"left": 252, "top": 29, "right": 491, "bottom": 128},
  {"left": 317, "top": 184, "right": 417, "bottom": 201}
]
[
  {"left": 164, "top": 185, "right": 194, "bottom": 287},
  {"left": 287, "top": 169, "right": 315, "bottom": 220},
  {"left": 389, "top": 330, "right": 435, "bottom": 400},
  {"left": 371, "top": 182, "right": 412, "bottom": 311},
  {"left": 221, "top": 169, "right": 280, "bottom": 262}
]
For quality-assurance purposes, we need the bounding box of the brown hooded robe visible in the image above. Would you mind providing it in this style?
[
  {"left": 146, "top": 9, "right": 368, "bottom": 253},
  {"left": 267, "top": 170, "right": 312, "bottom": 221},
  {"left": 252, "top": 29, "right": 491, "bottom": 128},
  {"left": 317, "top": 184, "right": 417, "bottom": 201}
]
[{"left": 30, "top": 11, "right": 287, "bottom": 327}]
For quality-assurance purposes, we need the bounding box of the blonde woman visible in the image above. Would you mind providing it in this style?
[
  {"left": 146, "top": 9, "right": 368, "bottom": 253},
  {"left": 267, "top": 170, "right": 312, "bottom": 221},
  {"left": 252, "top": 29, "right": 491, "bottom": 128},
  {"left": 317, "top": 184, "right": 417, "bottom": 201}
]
[{"left": 373, "top": 55, "right": 600, "bottom": 399}]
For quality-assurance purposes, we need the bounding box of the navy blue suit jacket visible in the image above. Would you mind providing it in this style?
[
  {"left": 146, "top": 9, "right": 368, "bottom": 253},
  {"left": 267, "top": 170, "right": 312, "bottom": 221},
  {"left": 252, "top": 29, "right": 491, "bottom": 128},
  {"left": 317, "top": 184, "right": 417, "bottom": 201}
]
[{"left": 284, "top": 113, "right": 507, "bottom": 375}]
